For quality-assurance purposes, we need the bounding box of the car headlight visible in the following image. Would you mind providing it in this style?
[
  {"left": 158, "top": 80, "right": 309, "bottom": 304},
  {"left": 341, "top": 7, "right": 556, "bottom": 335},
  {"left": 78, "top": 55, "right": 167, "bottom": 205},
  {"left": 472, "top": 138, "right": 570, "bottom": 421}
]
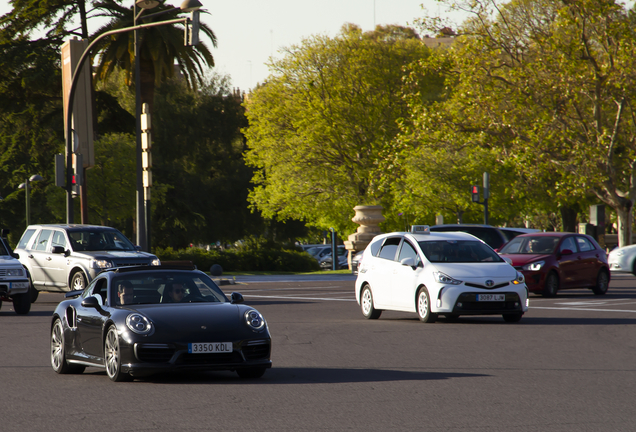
[
  {"left": 512, "top": 271, "right": 525, "bottom": 284},
  {"left": 522, "top": 260, "right": 544, "bottom": 271},
  {"left": 433, "top": 271, "right": 462, "bottom": 285},
  {"left": 7, "top": 268, "right": 25, "bottom": 277},
  {"left": 151, "top": 258, "right": 161, "bottom": 266},
  {"left": 91, "top": 259, "right": 113, "bottom": 269},
  {"left": 126, "top": 313, "right": 153, "bottom": 335},
  {"left": 244, "top": 310, "right": 266, "bottom": 331}
]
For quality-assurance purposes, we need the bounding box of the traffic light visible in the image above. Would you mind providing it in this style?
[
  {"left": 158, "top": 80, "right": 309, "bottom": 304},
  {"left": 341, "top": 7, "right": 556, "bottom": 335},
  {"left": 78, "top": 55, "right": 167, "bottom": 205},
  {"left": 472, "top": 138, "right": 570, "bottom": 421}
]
[{"left": 471, "top": 185, "right": 480, "bottom": 202}]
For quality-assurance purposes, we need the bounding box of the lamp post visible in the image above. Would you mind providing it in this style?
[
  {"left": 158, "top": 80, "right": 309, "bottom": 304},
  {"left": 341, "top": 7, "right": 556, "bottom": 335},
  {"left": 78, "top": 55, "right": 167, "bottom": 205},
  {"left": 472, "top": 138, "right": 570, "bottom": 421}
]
[
  {"left": 134, "top": 0, "right": 160, "bottom": 252},
  {"left": 63, "top": 0, "right": 202, "bottom": 236},
  {"left": 18, "top": 174, "right": 43, "bottom": 227}
]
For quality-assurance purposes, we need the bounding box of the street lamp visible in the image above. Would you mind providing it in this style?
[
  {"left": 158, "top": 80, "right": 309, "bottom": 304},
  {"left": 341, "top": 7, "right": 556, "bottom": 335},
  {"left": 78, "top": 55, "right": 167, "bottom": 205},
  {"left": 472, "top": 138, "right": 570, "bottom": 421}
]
[
  {"left": 63, "top": 0, "right": 202, "bottom": 242},
  {"left": 18, "top": 174, "right": 43, "bottom": 227}
]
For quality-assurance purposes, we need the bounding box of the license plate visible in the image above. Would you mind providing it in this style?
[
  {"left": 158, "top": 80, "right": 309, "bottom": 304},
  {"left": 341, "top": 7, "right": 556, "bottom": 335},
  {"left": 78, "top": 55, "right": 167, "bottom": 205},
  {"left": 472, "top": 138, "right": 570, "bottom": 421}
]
[
  {"left": 188, "top": 342, "right": 232, "bottom": 353},
  {"left": 477, "top": 294, "right": 505, "bottom": 302}
]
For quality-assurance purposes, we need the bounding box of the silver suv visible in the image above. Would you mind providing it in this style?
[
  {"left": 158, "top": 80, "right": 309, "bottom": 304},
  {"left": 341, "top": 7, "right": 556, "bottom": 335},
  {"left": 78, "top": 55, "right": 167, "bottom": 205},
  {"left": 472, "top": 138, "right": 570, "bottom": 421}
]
[
  {"left": 15, "top": 224, "right": 160, "bottom": 302},
  {"left": 0, "top": 230, "right": 31, "bottom": 314}
]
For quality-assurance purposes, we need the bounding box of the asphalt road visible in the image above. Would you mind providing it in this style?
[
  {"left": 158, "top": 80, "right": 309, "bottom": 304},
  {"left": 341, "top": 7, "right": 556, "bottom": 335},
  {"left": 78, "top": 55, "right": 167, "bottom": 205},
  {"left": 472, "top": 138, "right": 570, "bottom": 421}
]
[{"left": 2, "top": 273, "right": 636, "bottom": 431}]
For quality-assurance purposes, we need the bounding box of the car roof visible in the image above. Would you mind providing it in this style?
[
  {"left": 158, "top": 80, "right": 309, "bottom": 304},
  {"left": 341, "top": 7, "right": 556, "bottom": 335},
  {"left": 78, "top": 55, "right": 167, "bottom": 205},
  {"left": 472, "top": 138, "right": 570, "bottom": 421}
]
[
  {"left": 26, "top": 224, "right": 118, "bottom": 230},
  {"left": 514, "top": 232, "right": 574, "bottom": 238},
  {"left": 375, "top": 230, "right": 483, "bottom": 243}
]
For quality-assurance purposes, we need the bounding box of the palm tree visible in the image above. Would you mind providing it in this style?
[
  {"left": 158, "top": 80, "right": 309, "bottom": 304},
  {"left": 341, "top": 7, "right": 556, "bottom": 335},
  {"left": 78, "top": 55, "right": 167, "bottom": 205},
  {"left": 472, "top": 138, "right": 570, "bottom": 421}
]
[{"left": 91, "top": 0, "right": 216, "bottom": 112}]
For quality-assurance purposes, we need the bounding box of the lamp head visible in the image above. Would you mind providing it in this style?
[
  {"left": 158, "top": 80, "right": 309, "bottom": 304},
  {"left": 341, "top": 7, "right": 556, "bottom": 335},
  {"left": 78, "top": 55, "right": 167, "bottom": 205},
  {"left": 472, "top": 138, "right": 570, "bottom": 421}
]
[
  {"left": 136, "top": 0, "right": 160, "bottom": 9},
  {"left": 29, "top": 174, "right": 43, "bottom": 182},
  {"left": 180, "top": 0, "right": 202, "bottom": 12}
]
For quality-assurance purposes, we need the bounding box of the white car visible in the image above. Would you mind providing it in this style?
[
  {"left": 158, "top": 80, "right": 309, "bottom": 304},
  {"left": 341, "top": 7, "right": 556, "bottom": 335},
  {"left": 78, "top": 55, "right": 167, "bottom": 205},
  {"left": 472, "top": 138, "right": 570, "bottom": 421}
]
[
  {"left": 355, "top": 226, "right": 529, "bottom": 323},
  {"left": 608, "top": 245, "right": 636, "bottom": 275}
]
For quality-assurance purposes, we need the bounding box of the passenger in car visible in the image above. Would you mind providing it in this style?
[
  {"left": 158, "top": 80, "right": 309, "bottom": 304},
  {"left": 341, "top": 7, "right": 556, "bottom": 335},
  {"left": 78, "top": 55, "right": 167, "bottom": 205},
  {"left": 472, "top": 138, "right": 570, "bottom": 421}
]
[{"left": 117, "top": 280, "right": 134, "bottom": 305}]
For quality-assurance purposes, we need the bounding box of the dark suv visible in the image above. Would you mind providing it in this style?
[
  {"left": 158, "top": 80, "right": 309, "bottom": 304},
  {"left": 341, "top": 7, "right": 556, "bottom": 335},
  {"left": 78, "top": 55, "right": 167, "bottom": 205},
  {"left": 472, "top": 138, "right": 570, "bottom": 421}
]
[
  {"left": 429, "top": 224, "right": 508, "bottom": 250},
  {"left": 15, "top": 224, "right": 160, "bottom": 302}
]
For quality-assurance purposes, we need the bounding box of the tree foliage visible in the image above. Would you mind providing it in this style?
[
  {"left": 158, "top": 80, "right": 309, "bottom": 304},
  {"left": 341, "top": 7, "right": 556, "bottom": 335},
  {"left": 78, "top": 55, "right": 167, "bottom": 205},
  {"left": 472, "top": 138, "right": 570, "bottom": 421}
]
[
  {"left": 244, "top": 24, "right": 437, "bottom": 236},
  {"left": 407, "top": 0, "right": 636, "bottom": 243}
]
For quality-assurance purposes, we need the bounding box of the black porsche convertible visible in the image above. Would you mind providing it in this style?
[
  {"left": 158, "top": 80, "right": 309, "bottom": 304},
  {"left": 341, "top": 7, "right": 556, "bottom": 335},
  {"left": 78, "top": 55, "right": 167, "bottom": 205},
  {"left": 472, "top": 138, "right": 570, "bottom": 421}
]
[{"left": 50, "top": 265, "right": 271, "bottom": 382}]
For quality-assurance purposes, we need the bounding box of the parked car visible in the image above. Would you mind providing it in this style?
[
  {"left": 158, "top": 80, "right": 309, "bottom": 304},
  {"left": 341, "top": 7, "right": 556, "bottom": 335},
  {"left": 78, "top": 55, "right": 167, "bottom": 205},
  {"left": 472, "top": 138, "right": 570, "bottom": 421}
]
[
  {"left": 429, "top": 224, "right": 508, "bottom": 250},
  {"left": 15, "top": 224, "right": 160, "bottom": 302},
  {"left": 498, "top": 227, "right": 541, "bottom": 243},
  {"left": 350, "top": 250, "right": 364, "bottom": 275},
  {"left": 0, "top": 230, "right": 31, "bottom": 314},
  {"left": 318, "top": 247, "right": 348, "bottom": 270},
  {"left": 355, "top": 226, "right": 528, "bottom": 323},
  {"left": 305, "top": 245, "right": 332, "bottom": 259},
  {"left": 498, "top": 232, "right": 610, "bottom": 297},
  {"left": 50, "top": 264, "right": 272, "bottom": 381},
  {"left": 608, "top": 245, "right": 636, "bottom": 275}
]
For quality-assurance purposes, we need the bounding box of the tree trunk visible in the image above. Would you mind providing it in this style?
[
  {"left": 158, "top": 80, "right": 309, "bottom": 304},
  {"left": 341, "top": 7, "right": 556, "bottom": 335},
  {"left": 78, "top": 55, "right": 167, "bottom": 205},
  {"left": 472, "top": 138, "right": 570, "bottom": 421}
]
[
  {"left": 616, "top": 203, "right": 633, "bottom": 247},
  {"left": 560, "top": 205, "right": 578, "bottom": 233}
]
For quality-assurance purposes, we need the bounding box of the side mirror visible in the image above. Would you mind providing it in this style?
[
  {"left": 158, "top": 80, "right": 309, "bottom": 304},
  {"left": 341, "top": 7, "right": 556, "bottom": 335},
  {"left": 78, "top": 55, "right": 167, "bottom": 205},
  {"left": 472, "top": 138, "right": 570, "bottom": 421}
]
[
  {"left": 11, "top": 252, "right": 19, "bottom": 259},
  {"left": 52, "top": 246, "right": 65, "bottom": 254},
  {"left": 400, "top": 257, "right": 416, "bottom": 268},
  {"left": 230, "top": 292, "right": 244, "bottom": 304},
  {"left": 81, "top": 296, "right": 100, "bottom": 308}
]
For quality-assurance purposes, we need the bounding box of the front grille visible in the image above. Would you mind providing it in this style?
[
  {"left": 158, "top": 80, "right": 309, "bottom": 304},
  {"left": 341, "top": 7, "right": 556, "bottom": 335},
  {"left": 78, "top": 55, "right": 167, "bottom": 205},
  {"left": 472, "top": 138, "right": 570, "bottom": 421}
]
[
  {"left": 453, "top": 292, "right": 522, "bottom": 312},
  {"left": 465, "top": 282, "right": 510, "bottom": 290},
  {"left": 135, "top": 344, "right": 175, "bottom": 362},
  {"left": 178, "top": 351, "right": 244, "bottom": 365},
  {"left": 243, "top": 341, "right": 270, "bottom": 360},
  {"left": 0, "top": 270, "right": 6, "bottom": 277},
  {"left": 113, "top": 260, "right": 152, "bottom": 268}
]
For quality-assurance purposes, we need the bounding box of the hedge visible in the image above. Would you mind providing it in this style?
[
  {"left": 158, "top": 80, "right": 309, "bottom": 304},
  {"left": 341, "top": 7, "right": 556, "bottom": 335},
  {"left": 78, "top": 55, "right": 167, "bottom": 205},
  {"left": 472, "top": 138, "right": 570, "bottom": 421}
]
[{"left": 154, "top": 247, "right": 321, "bottom": 273}]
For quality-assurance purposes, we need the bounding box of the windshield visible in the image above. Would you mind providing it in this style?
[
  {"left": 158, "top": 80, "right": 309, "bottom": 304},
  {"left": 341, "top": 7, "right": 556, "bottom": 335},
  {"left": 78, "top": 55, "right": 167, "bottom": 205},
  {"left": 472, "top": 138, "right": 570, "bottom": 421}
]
[
  {"left": 418, "top": 240, "right": 503, "bottom": 263},
  {"left": 499, "top": 236, "right": 559, "bottom": 254},
  {"left": 111, "top": 271, "right": 229, "bottom": 306},
  {"left": 68, "top": 229, "right": 136, "bottom": 252}
]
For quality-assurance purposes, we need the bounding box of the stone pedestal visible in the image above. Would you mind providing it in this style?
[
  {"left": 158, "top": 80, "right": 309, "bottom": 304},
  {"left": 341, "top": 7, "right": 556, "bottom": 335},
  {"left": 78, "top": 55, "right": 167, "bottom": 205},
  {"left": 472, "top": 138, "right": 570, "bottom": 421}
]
[{"left": 344, "top": 205, "right": 384, "bottom": 269}]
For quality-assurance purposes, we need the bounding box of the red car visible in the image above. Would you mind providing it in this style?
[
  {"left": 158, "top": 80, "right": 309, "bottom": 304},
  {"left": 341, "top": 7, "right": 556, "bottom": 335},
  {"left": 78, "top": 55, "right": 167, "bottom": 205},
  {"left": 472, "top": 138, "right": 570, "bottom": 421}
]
[{"left": 498, "top": 232, "right": 610, "bottom": 296}]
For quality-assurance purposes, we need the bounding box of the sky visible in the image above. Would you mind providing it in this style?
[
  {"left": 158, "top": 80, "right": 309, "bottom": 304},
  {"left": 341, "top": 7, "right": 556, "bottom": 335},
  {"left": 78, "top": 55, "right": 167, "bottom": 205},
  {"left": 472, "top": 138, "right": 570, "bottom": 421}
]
[{"left": 0, "top": 0, "right": 463, "bottom": 92}]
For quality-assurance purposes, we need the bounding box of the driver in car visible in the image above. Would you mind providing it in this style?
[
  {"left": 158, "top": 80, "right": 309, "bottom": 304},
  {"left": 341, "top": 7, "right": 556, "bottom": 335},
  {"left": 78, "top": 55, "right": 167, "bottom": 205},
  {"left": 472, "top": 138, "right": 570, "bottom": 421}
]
[{"left": 164, "top": 282, "right": 186, "bottom": 303}]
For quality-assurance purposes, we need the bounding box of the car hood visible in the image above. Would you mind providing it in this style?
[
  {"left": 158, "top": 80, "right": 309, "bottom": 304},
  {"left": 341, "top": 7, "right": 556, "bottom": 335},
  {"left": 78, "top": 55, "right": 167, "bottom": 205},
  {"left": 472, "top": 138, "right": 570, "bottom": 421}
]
[
  {"left": 0, "top": 255, "right": 20, "bottom": 264},
  {"left": 499, "top": 253, "right": 551, "bottom": 266},
  {"left": 72, "top": 250, "right": 156, "bottom": 260},
  {"left": 126, "top": 303, "right": 259, "bottom": 338},
  {"left": 431, "top": 262, "right": 518, "bottom": 279}
]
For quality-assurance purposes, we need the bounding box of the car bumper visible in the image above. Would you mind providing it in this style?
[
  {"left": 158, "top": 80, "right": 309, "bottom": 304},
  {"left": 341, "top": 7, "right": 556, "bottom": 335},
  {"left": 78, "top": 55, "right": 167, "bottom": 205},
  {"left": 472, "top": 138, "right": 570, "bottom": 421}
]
[
  {"left": 519, "top": 270, "right": 546, "bottom": 292},
  {"left": 433, "top": 285, "right": 529, "bottom": 315},
  {"left": 0, "top": 278, "right": 30, "bottom": 297},
  {"left": 121, "top": 339, "right": 272, "bottom": 378},
  {"left": 608, "top": 256, "right": 631, "bottom": 273}
]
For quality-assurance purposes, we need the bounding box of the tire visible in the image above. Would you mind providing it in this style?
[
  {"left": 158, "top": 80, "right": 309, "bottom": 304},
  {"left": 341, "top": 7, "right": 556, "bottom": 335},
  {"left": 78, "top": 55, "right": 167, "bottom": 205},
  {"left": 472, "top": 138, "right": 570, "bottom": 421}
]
[
  {"left": 543, "top": 272, "right": 559, "bottom": 297},
  {"left": 236, "top": 367, "right": 267, "bottom": 379},
  {"left": 360, "top": 285, "right": 381, "bottom": 319},
  {"left": 502, "top": 312, "right": 523, "bottom": 323},
  {"left": 416, "top": 286, "right": 437, "bottom": 323},
  {"left": 51, "top": 319, "right": 85, "bottom": 374},
  {"left": 71, "top": 272, "right": 87, "bottom": 291},
  {"left": 592, "top": 270, "right": 609, "bottom": 295},
  {"left": 105, "top": 326, "right": 132, "bottom": 382},
  {"left": 12, "top": 292, "right": 31, "bottom": 315},
  {"left": 28, "top": 275, "right": 38, "bottom": 303}
]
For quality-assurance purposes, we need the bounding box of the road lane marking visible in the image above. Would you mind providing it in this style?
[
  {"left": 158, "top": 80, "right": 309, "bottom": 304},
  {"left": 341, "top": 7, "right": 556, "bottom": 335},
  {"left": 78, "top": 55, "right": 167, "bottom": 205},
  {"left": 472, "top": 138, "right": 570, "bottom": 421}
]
[
  {"left": 243, "top": 294, "right": 356, "bottom": 302},
  {"left": 531, "top": 306, "right": 636, "bottom": 313}
]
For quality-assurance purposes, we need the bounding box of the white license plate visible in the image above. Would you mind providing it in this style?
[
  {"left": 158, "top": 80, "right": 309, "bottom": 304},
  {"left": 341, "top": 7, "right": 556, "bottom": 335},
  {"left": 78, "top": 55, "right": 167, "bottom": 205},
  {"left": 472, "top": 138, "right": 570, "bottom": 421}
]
[
  {"left": 188, "top": 342, "right": 232, "bottom": 353},
  {"left": 477, "top": 294, "right": 505, "bottom": 302}
]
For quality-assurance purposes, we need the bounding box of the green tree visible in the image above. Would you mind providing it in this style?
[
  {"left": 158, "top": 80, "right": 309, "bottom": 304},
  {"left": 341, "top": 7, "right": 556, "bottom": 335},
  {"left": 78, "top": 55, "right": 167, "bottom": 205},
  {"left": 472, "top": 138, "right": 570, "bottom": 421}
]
[
  {"left": 244, "top": 24, "right": 437, "bottom": 236},
  {"left": 408, "top": 0, "right": 636, "bottom": 243}
]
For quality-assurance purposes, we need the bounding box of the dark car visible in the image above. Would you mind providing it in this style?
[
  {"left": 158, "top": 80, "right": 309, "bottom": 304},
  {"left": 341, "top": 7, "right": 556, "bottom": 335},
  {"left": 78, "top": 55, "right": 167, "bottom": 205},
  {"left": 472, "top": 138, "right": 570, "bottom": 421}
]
[
  {"left": 498, "top": 232, "right": 610, "bottom": 297},
  {"left": 50, "top": 265, "right": 272, "bottom": 382},
  {"left": 429, "top": 224, "right": 508, "bottom": 250}
]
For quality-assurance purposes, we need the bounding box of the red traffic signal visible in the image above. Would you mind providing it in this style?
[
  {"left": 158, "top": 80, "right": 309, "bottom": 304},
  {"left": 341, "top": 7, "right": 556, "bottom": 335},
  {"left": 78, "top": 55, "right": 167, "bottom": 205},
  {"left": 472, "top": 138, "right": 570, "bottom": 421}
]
[{"left": 471, "top": 185, "right": 480, "bottom": 202}]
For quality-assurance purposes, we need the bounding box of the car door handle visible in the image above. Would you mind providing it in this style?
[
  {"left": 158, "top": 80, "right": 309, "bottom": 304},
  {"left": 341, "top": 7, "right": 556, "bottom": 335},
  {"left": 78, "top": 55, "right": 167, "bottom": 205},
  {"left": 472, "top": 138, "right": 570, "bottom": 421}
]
[
  {"left": 46, "top": 257, "right": 52, "bottom": 261},
  {"left": 28, "top": 254, "right": 34, "bottom": 259}
]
